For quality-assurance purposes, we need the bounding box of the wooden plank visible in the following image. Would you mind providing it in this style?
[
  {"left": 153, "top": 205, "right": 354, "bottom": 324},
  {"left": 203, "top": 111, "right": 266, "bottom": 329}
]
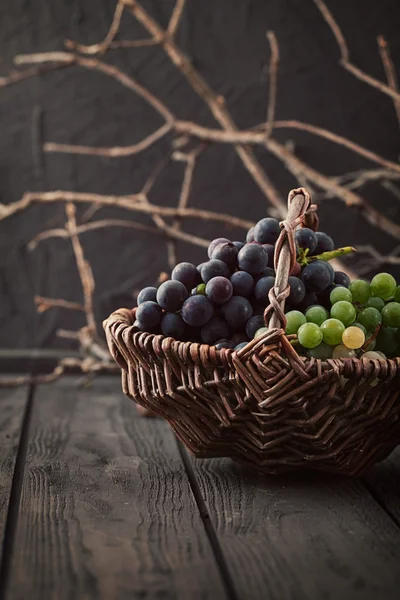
[
  {"left": 188, "top": 454, "right": 400, "bottom": 600},
  {"left": 0, "top": 386, "right": 29, "bottom": 564},
  {"left": 362, "top": 447, "right": 400, "bottom": 526},
  {"left": 5, "top": 376, "right": 227, "bottom": 600}
]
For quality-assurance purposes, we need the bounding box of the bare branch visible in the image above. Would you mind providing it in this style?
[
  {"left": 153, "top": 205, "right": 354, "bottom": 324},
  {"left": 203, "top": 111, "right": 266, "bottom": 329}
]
[
  {"left": 265, "top": 31, "right": 279, "bottom": 137},
  {"left": 377, "top": 35, "right": 400, "bottom": 130},
  {"left": 0, "top": 63, "right": 69, "bottom": 88},
  {"left": 168, "top": 0, "right": 186, "bottom": 37},
  {"left": 110, "top": 38, "right": 160, "bottom": 49},
  {"left": 35, "top": 295, "right": 85, "bottom": 313},
  {"left": 313, "top": 0, "right": 350, "bottom": 62}
]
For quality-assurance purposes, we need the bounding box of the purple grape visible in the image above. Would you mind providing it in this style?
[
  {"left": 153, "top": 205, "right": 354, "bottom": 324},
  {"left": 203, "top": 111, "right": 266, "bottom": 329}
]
[
  {"left": 201, "top": 259, "right": 230, "bottom": 283},
  {"left": 181, "top": 295, "right": 214, "bottom": 327},
  {"left": 172, "top": 262, "right": 200, "bottom": 290},
  {"left": 156, "top": 280, "right": 188, "bottom": 312},
  {"left": 233, "top": 241, "right": 244, "bottom": 251},
  {"left": 197, "top": 262, "right": 206, "bottom": 275},
  {"left": 317, "top": 284, "right": 337, "bottom": 308},
  {"left": 297, "top": 291, "right": 318, "bottom": 312},
  {"left": 256, "top": 267, "right": 275, "bottom": 281},
  {"left": 201, "top": 316, "right": 230, "bottom": 344},
  {"left": 325, "top": 261, "right": 335, "bottom": 285},
  {"left": 136, "top": 301, "right": 162, "bottom": 330},
  {"left": 137, "top": 286, "right": 157, "bottom": 305},
  {"left": 246, "top": 227, "right": 255, "bottom": 242},
  {"left": 288, "top": 276, "right": 306, "bottom": 306},
  {"left": 211, "top": 242, "right": 238, "bottom": 270},
  {"left": 234, "top": 342, "right": 248, "bottom": 351},
  {"left": 215, "top": 339, "right": 235, "bottom": 350},
  {"left": 254, "top": 217, "right": 280, "bottom": 244},
  {"left": 221, "top": 296, "right": 253, "bottom": 329},
  {"left": 262, "top": 244, "right": 275, "bottom": 267},
  {"left": 301, "top": 260, "right": 332, "bottom": 293},
  {"left": 230, "top": 271, "right": 254, "bottom": 298},
  {"left": 231, "top": 332, "right": 250, "bottom": 346},
  {"left": 254, "top": 276, "right": 275, "bottom": 303},
  {"left": 208, "top": 237, "right": 231, "bottom": 259},
  {"left": 312, "top": 232, "right": 334, "bottom": 255},
  {"left": 334, "top": 271, "right": 350, "bottom": 288},
  {"left": 161, "top": 313, "right": 185, "bottom": 338},
  {"left": 295, "top": 228, "right": 317, "bottom": 254},
  {"left": 205, "top": 276, "right": 233, "bottom": 305},
  {"left": 238, "top": 243, "right": 268, "bottom": 274},
  {"left": 246, "top": 315, "right": 265, "bottom": 338}
]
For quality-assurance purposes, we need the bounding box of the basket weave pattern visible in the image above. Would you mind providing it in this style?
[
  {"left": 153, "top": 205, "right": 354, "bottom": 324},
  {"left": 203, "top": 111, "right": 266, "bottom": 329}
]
[{"left": 104, "top": 189, "right": 400, "bottom": 475}]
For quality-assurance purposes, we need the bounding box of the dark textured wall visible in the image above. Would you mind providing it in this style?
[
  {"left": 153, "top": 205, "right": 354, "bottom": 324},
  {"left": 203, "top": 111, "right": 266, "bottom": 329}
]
[{"left": 1, "top": 0, "right": 400, "bottom": 350}]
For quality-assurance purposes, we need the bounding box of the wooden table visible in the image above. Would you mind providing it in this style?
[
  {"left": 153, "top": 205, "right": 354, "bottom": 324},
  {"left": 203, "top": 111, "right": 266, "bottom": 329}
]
[{"left": 0, "top": 375, "right": 399, "bottom": 599}]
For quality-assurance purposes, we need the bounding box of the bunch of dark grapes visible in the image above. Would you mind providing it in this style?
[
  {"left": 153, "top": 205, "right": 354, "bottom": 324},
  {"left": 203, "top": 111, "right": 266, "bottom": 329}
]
[{"left": 133, "top": 217, "right": 400, "bottom": 360}]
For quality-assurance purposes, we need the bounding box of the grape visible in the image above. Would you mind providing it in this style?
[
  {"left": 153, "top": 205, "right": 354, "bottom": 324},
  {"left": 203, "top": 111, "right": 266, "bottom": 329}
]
[
  {"left": 191, "top": 283, "right": 206, "bottom": 296},
  {"left": 308, "top": 342, "right": 332, "bottom": 360},
  {"left": 330, "top": 286, "right": 352, "bottom": 304},
  {"left": 362, "top": 351, "right": 385, "bottom": 360},
  {"left": 295, "top": 228, "right": 317, "bottom": 254},
  {"left": 157, "top": 280, "right": 188, "bottom": 312},
  {"left": 297, "top": 323, "right": 323, "bottom": 349},
  {"left": 364, "top": 337, "right": 376, "bottom": 352},
  {"left": 324, "top": 261, "right": 335, "bottom": 285},
  {"left": 253, "top": 217, "right": 280, "bottom": 244},
  {"left": 234, "top": 342, "right": 248, "bottom": 351},
  {"left": 330, "top": 301, "right": 356, "bottom": 327},
  {"left": 371, "top": 272, "right": 397, "bottom": 300},
  {"left": 381, "top": 302, "right": 400, "bottom": 327},
  {"left": 321, "top": 319, "right": 345, "bottom": 345},
  {"left": 201, "top": 259, "right": 230, "bottom": 283},
  {"left": 376, "top": 327, "right": 398, "bottom": 357},
  {"left": 317, "top": 284, "right": 336, "bottom": 308},
  {"left": 342, "top": 326, "right": 365, "bottom": 349},
  {"left": 171, "top": 262, "right": 200, "bottom": 290},
  {"left": 246, "top": 227, "right": 255, "bottom": 242},
  {"left": 254, "top": 276, "right": 275, "bottom": 303},
  {"left": 231, "top": 332, "right": 250, "bottom": 345},
  {"left": 285, "top": 310, "right": 307, "bottom": 335},
  {"left": 205, "top": 276, "right": 233, "bottom": 305},
  {"left": 332, "top": 344, "right": 356, "bottom": 359},
  {"left": 201, "top": 316, "right": 230, "bottom": 345},
  {"left": 136, "top": 301, "right": 162, "bottom": 330},
  {"left": 233, "top": 241, "right": 244, "bottom": 251},
  {"left": 298, "top": 291, "right": 318, "bottom": 312},
  {"left": 357, "top": 307, "right": 382, "bottom": 331},
  {"left": 215, "top": 339, "right": 234, "bottom": 350},
  {"left": 230, "top": 271, "right": 254, "bottom": 298},
  {"left": 137, "top": 286, "right": 157, "bottom": 305},
  {"left": 305, "top": 305, "right": 329, "bottom": 326},
  {"left": 208, "top": 237, "right": 230, "bottom": 259},
  {"left": 211, "top": 242, "right": 239, "bottom": 270},
  {"left": 353, "top": 322, "right": 367, "bottom": 335},
  {"left": 302, "top": 260, "right": 333, "bottom": 292},
  {"left": 290, "top": 262, "right": 302, "bottom": 277},
  {"left": 221, "top": 296, "right": 253, "bottom": 329},
  {"left": 254, "top": 327, "right": 269, "bottom": 339},
  {"left": 256, "top": 267, "right": 275, "bottom": 280},
  {"left": 334, "top": 271, "right": 350, "bottom": 288},
  {"left": 161, "top": 313, "right": 185, "bottom": 338},
  {"left": 365, "top": 297, "right": 384, "bottom": 311},
  {"left": 288, "top": 276, "right": 306, "bottom": 306},
  {"left": 394, "top": 286, "right": 400, "bottom": 303},
  {"left": 238, "top": 243, "right": 268, "bottom": 274},
  {"left": 262, "top": 244, "right": 275, "bottom": 267},
  {"left": 313, "top": 231, "right": 334, "bottom": 254},
  {"left": 181, "top": 295, "right": 214, "bottom": 327},
  {"left": 348, "top": 280, "right": 371, "bottom": 304},
  {"left": 246, "top": 315, "right": 265, "bottom": 338}
]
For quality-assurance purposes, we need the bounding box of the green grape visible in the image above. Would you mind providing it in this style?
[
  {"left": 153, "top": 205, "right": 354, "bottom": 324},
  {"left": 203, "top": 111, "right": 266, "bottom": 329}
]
[
  {"left": 394, "top": 286, "right": 400, "bottom": 303},
  {"left": 332, "top": 344, "right": 356, "bottom": 359},
  {"left": 297, "top": 323, "right": 323, "bottom": 349},
  {"left": 285, "top": 311, "right": 306, "bottom": 335},
  {"left": 330, "top": 301, "right": 356, "bottom": 327},
  {"left": 330, "top": 287, "right": 352, "bottom": 304},
  {"left": 357, "top": 307, "right": 382, "bottom": 332},
  {"left": 364, "top": 336, "right": 376, "bottom": 351},
  {"left": 348, "top": 280, "right": 371, "bottom": 304},
  {"left": 320, "top": 318, "right": 345, "bottom": 345},
  {"left": 353, "top": 322, "right": 367, "bottom": 335},
  {"left": 305, "top": 305, "right": 329, "bottom": 326},
  {"left": 370, "top": 272, "right": 397, "bottom": 300},
  {"left": 308, "top": 342, "right": 333, "bottom": 360},
  {"left": 375, "top": 327, "right": 398, "bottom": 357},
  {"left": 366, "top": 296, "right": 385, "bottom": 311},
  {"left": 375, "top": 351, "right": 387, "bottom": 359},
  {"left": 255, "top": 327, "right": 268, "bottom": 339},
  {"left": 196, "top": 283, "right": 206, "bottom": 295},
  {"left": 381, "top": 302, "right": 400, "bottom": 328},
  {"left": 362, "top": 351, "right": 385, "bottom": 360},
  {"left": 342, "top": 326, "right": 365, "bottom": 349}
]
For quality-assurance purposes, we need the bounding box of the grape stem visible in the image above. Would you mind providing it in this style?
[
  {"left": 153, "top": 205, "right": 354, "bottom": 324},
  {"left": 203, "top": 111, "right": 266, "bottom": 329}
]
[
  {"left": 308, "top": 246, "right": 357, "bottom": 264},
  {"left": 361, "top": 323, "right": 382, "bottom": 351}
]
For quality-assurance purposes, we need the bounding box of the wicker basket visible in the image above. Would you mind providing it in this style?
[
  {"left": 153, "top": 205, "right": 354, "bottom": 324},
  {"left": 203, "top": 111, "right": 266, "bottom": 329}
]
[{"left": 103, "top": 188, "right": 400, "bottom": 475}]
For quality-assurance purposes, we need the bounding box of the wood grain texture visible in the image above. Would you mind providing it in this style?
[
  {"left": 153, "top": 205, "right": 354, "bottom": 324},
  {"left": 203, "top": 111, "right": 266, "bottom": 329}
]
[
  {"left": 189, "top": 453, "right": 400, "bottom": 600},
  {"left": 5, "top": 376, "right": 226, "bottom": 600},
  {"left": 0, "top": 386, "right": 29, "bottom": 564},
  {"left": 362, "top": 447, "right": 400, "bottom": 526}
]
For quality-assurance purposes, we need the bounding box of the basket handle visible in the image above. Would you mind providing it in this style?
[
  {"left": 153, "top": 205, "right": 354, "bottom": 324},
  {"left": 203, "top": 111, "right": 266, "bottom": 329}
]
[{"left": 264, "top": 188, "right": 312, "bottom": 331}]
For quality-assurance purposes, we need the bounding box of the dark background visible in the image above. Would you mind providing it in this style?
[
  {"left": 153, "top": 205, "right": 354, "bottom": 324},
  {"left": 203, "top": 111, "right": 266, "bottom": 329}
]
[{"left": 1, "top": 0, "right": 400, "bottom": 351}]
